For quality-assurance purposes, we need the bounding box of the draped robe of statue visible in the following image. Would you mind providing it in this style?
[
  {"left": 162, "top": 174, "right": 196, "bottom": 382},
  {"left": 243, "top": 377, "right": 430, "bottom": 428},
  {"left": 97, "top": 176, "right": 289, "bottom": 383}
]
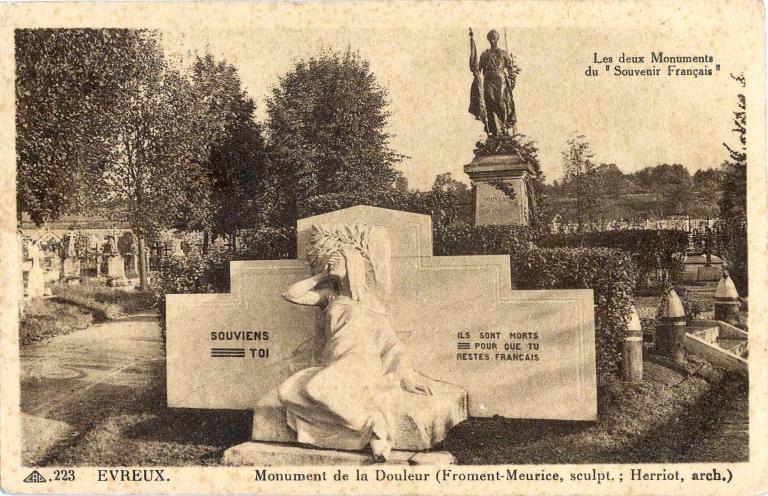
[
  {"left": 469, "top": 36, "right": 517, "bottom": 137},
  {"left": 277, "top": 226, "right": 428, "bottom": 456},
  {"left": 278, "top": 289, "right": 406, "bottom": 451}
]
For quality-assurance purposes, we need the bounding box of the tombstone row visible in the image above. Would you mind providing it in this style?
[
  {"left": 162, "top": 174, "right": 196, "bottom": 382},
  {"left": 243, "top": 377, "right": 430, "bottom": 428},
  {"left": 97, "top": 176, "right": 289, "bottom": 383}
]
[{"left": 20, "top": 229, "right": 192, "bottom": 297}]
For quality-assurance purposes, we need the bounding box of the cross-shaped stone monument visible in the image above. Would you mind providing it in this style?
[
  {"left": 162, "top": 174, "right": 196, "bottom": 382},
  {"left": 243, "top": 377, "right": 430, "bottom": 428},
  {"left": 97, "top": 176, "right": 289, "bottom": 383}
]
[{"left": 166, "top": 206, "right": 596, "bottom": 461}]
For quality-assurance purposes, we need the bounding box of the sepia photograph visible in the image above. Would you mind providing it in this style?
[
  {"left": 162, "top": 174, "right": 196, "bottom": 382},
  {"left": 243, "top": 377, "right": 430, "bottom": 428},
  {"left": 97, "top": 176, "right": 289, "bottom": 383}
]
[{"left": 1, "top": 1, "right": 766, "bottom": 494}]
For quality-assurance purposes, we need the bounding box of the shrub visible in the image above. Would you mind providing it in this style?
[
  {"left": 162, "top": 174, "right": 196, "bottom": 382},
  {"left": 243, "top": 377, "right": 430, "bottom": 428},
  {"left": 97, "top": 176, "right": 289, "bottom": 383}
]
[
  {"left": 510, "top": 247, "right": 638, "bottom": 381},
  {"left": 154, "top": 248, "right": 233, "bottom": 331},
  {"left": 298, "top": 189, "right": 472, "bottom": 230},
  {"left": 20, "top": 298, "right": 94, "bottom": 345},
  {"left": 434, "top": 224, "right": 535, "bottom": 257},
  {"left": 237, "top": 227, "right": 296, "bottom": 260},
  {"left": 538, "top": 229, "right": 687, "bottom": 290},
  {"left": 156, "top": 228, "right": 298, "bottom": 331}
]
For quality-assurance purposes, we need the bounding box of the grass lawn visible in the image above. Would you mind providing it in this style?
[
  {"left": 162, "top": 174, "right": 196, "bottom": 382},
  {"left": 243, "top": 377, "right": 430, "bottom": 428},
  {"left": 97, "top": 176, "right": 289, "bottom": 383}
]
[
  {"left": 20, "top": 282, "right": 156, "bottom": 346},
  {"left": 442, "top": 354, "right": 748, "bottom": 464}
]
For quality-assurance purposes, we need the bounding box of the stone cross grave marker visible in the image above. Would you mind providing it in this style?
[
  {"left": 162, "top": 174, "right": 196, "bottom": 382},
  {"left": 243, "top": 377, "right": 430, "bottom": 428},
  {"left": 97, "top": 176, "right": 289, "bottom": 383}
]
[{"left": 166, "top": 206, "right": 597, "bottom": 420}]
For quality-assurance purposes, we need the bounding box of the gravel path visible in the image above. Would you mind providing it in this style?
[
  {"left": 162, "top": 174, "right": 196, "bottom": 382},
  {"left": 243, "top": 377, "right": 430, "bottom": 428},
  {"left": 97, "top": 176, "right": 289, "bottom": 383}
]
[{"left": 21, "top": 312, "right": 164, "bottom": 465}]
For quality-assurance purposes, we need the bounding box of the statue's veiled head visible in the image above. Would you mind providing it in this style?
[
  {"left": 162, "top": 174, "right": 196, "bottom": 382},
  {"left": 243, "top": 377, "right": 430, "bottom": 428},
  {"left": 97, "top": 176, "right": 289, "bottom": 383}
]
[{"left": 307, "top": 223, "right": 392, "bottom": 302}]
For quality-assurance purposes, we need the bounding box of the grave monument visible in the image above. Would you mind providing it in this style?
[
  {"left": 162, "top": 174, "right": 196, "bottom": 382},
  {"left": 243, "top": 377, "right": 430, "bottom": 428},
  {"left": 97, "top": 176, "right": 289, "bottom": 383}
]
[
  {"left": 25, "top": 240, "right": 45, "bottom": 299},
  {"left": 465, "top": 28, "right": 537, "bottom": 226},
  {"left": 166, "top": 206, "right": 597, "bottom": 464},
  {"left": 104, "top": 233, "right": 128, "bottom": 287},
  {"left": 59, "top": 233, "right": 81, "bottom": 283}
]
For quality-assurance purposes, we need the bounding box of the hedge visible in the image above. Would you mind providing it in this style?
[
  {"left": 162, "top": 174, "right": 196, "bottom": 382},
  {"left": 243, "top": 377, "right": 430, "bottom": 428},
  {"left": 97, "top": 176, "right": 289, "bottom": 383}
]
[
  {"left": 155, "top": 227, "right": 297, "bottom": 331},
  {"left": 538, "top": 229, "right": 687, "bottom": 290},
  {"left": 298, "top": 190, "right": 473, "bottom": 230},
  {"left": 433, "top": 224, "right": 535, "bottom": 257}
]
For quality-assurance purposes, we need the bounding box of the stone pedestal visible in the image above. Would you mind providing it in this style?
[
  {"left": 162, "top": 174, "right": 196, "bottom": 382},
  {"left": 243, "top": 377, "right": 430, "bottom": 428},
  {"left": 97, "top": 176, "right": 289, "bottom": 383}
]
[
  {"left": 464, "top": 153, "right": 536, "bottom": 226},
  {"left": 223, "top": 442, "right": 455, "bottom": 466},
  {"left": 251, "top": 377, "right": 467, "bottom": 451},
  {"left": 106, "top": 255, "right": 129, "bottom": 287}
]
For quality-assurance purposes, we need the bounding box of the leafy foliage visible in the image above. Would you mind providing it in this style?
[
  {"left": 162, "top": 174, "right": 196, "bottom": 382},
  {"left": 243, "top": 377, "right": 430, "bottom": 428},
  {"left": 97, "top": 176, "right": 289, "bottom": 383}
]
[
  {"left": 189, "top": 54, "right": 269, "bottom": 236},
  {"left": 538, "top": 229, "right": 688, "bottom": 290},
  {"left": 16, "top": 29, "right": 149, "bottom": 224},
  {"left": 434, "top": 224, "right": 535, "bottom": 257},
  {"left": 560, "top": 135, "right": 599, "bottom": 230},
  {"left": 298, "top": 175, "right": 473, "bottom": 230},
  {"left": 717, "top": 74, "right": 748, "bottom": 294},
  {"left": 265, "top": 50, "right": 404, "bottom": 226}
]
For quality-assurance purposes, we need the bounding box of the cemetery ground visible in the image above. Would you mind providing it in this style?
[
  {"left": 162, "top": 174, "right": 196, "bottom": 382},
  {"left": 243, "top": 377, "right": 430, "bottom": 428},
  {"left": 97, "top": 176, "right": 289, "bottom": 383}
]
[{"left": 20, "top": 287, "right": 748, "bottom": 466}]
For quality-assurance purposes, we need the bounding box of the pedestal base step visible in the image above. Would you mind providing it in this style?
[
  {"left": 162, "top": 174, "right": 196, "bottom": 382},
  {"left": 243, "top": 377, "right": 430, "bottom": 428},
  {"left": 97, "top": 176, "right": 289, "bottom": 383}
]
[{"left": 223, "top": 441, "right": 455, "bottom": 466}]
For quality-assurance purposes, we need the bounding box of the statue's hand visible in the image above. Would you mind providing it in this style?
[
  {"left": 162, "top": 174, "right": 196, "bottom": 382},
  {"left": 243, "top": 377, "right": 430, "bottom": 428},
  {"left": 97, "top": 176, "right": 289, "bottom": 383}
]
[{"left": 400, "top": 377, "right": 433, "bottom": 396}]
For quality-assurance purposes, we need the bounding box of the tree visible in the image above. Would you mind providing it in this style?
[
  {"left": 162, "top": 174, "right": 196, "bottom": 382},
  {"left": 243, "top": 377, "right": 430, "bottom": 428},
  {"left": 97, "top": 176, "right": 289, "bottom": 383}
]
[
  {"left": 691, "top": 168, "right": 722, "bottom": 218},
  {"left": 427, "top": 173, "right": 473, "bottom": 226},
  {"left": 561, "top": 135, "right": 599, "bottom": 230},
  {"left": 15, "top": 29, "right": 149, "bottom": 224},
  {"left": 98, "top": 32, "right": 221, "bottom": 290},
  {"left": 629, "top": 163, "right": 694, "bottom": 217},
  {"left": 265, "top": 50, "right": 404, "bottom": 226},
  {"left": 189, "top": 54, "right": 269, "bottom": 243},
  {"left": 718, "top": 74, "right": 747, "bottom": 294}
]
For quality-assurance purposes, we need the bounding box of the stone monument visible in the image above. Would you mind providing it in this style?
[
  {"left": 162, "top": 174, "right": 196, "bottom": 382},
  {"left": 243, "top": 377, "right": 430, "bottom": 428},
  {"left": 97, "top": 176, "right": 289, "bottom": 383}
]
[
  {"left": 25, "top": 240, "right": 45, "bottom": 299},
  {"left": 59, "top": 233, "right": 81, "bottom": 283},
  {"left": 104, "top": 234, "right": 128, "bottom": 287},
  {"left": 465, "top": 28, "right": 536, "bottom": 226},
  {"left": 166, "top": 206, "right": 597, "bottom": 465}
]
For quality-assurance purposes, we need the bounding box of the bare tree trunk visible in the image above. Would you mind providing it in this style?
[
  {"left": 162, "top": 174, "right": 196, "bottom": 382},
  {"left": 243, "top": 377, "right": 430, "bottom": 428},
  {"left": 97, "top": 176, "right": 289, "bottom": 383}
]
[
  {"left": 203, "top": 230, "right": 209, "bottom": 255},
  {"left": 138, "top": 235, "right": 149, "bottom": 291}
]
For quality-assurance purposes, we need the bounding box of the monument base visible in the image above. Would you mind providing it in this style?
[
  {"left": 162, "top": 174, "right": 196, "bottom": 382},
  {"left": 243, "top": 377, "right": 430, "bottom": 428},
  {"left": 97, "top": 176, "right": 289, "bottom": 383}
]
[
  {"left": 223, "top": 441, "right": 455, "bottom": 466},
  {"left": 464, "top": 152, "right": 536, "bottom": 226},
  {"left": 252, "top": 378, "right": 467, "bottom": 451}
]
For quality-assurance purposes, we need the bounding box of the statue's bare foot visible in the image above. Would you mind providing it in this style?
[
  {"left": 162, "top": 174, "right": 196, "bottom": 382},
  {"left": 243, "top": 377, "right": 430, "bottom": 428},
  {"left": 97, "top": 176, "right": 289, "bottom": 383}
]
[{"left": 370, "top": 436, "right": 391, "bottom": 462}]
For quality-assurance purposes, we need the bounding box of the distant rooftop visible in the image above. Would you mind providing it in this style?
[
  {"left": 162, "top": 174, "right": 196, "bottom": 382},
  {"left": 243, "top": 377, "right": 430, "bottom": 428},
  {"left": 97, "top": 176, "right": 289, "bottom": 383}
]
[{"left": 20, "top": 212, "right": 131, "bottom": 231}]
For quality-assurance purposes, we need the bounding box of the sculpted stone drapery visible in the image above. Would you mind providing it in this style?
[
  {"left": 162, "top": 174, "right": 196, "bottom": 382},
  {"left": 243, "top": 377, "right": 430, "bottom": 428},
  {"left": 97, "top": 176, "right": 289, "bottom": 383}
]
[{"left": 278, "top": 224, "right": 433, "bottom": 461}]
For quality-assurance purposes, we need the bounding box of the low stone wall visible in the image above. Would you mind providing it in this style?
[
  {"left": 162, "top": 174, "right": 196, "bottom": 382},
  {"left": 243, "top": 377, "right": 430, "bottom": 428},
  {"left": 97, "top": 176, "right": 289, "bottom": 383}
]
[{"left": 684, "top": 333, "right": 747, "bottom": 376}]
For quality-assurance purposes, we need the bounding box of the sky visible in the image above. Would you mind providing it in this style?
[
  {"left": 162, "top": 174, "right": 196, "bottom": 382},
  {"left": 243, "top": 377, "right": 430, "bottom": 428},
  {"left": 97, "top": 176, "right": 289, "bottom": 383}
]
[{"left": 160, "top": 7, "right": 748, "bottom": 190}]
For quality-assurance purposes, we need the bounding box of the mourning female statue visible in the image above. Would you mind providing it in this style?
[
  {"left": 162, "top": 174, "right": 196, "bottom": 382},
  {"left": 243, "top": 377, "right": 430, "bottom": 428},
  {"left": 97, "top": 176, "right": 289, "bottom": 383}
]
[
  {"left": 278, "top": 224, "right": 433, "bottom": 461},
  {"left": 469, "top": 28, "right": 519, "bottom": 137}
]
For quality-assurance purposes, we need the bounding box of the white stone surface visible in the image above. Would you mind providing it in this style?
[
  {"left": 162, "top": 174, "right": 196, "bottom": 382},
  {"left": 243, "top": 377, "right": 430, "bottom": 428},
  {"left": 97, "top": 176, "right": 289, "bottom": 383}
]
[
  {"left": 223, "top": 441, "right": 455, "bottom": 466},
  {"left": 252, "top": 378, "right": 468, "bottom": 450},
  {"left": 166, "top": 206, "right": 597, "bottom": 420}
]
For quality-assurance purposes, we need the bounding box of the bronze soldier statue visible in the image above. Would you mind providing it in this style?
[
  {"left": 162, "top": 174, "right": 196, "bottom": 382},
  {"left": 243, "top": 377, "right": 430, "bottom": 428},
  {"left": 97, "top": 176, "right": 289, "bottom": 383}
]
[{"left": 469, "top": 28, "right": 518, "bottom": 137}]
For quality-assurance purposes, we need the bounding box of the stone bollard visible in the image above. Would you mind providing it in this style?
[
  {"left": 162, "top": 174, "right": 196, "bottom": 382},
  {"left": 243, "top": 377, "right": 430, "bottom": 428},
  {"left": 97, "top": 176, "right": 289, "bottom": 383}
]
[
  {"left": 714, "top": 271, "right": 741, "bottom": 326},
  {"left": 622, "top": 304, "right": 643, "bottom": 382},
  {"left": 656, "top": 288, "right": 687, "bottom": 364}
]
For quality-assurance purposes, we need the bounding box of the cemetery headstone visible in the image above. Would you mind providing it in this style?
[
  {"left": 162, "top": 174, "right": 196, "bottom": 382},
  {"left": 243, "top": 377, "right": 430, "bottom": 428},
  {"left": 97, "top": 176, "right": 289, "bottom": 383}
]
[
  {"left": 25, "top": 241, "right": 45, "bottom": 299},
  {"left": 59, "top": 234, "right": 81, "bottom": 283}
]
